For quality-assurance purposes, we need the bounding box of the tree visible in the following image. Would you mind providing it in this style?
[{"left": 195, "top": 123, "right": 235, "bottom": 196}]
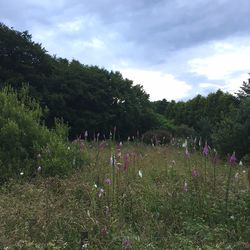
[{"left": 237, "top": 75, "right": 250, "bottom": 98}]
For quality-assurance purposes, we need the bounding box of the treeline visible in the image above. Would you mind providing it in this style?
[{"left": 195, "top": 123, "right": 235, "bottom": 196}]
[
  {"left": 0, "top": 23, "right": 249, "bottom": 161},
  {"left": 0, "top": 23, "right": 156, "bottom": 139}
]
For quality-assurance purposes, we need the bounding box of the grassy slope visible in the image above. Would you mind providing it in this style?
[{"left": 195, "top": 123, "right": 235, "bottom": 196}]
[{"left": 0, "top": 142, "right": 249, "bottom": 249}]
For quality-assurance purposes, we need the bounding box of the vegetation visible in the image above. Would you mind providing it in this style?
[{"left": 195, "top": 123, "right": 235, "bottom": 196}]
[
  {"left": 0, "top": 85, "right": 87, "bottom": 183},
  {"left": 1, "top": 22, "right": 250, "bottom": 160},
  {"left": 0, "top": 142, "right": 250, "bottom": 249},
  {"left": 0, "top": 23, "right": 250, "bottom": 249}
]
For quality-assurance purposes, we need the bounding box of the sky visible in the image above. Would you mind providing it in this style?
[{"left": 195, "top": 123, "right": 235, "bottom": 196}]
[{"left": 1, "top": 0, "right": 250, "bottom": 101}]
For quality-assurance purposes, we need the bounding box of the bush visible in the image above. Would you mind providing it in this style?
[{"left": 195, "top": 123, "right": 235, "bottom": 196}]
[
  {"left": 174, "top": 124, "right": 196, "bottom": 138},
  {"left": 0, "top": 85, "right": 87, "bottom": 183},
  {"left": 142, "top": 129, "right": 172, "bottom": 145}
]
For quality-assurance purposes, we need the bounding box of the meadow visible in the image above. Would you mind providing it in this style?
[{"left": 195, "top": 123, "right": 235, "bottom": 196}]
[{"left": 0, "top": 140, "right": 249, "bottom": 250}]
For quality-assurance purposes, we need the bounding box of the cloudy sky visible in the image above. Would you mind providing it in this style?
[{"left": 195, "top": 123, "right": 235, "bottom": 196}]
[{"left": 1, "top": 0, "right": 250, "bottom": 101}]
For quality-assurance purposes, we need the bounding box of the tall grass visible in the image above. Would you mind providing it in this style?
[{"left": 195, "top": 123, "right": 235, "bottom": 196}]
[{"left": 0, "top": 142, "right": 249, "bottom": 249}]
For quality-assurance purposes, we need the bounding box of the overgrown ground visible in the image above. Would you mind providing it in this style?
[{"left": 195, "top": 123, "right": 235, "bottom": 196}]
[{"left": 0, "top": 142, "right": 250, "bottom": 249}]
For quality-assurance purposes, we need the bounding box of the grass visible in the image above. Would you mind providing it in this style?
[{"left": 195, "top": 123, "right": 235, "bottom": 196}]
[{"left": 0, "top": 142, "right": 250, "bottom": 249}]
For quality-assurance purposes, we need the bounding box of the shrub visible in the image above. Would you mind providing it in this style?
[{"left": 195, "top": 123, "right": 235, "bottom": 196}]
[
  {"left": 0, "top": 85, "right": 87, "bottom": 183},
  {"left": 142, "top": 129, "right": 172, "bottom": 145}
]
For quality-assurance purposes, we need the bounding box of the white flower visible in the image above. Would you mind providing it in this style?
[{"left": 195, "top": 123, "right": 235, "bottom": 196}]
[
  {"left": 182, "top": 139, "right": 187, "bottom": 148},
  {"left": 242, "top": 170, "right": 246, "bottom": 174},
  {"left": 138, "top": 170, "right": 143, "bottom": 178},
  {"left": 84, "top": 130, "right": 88, "bottom": 138},
  {"left": 230, "top": 215, "right": 235, "bottom": 220},
  {"left": 67, "top": 146, "right": 70, "bottom": 150},
  {"left": 20, "top": 172, "right": 24, "bottom": 176},
  {"left": 98, "top": 188, "right": 105, "bottom": 198},
  {"left": 94, "top": 183, "right": 97, "bottom": 188},
  {"left": 37, "top": 166, "right": 42, "bottom": 172},
  {"left": 239, "top": 161, "right": 243, "bottom": 166},
  {"left": 234, "top": 172, "right": 239, "bottom": 179},
  {"left": 87, "top": 210, "right": 90, "bottom": 217}
]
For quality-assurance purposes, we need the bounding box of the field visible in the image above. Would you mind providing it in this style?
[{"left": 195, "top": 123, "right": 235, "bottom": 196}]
[{"left": 0, "top": 141, "right": 250, "bottom": 249}]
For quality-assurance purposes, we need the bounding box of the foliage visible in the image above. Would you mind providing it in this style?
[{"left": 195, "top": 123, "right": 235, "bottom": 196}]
[
  {"left": 0, "top": 23, "right": 158, "bottom": 139},
  {"left": 0, "top": 86, "right": 87, "bottom": 183},
  {"left": 213, "top": 97, "right": 250, "bottom": 159},
  {"left": 142, "top": 129, "right": 172, "bottom": 144},
  {"left": 0, "top": 143, "right": 249, "bottom": 249}
]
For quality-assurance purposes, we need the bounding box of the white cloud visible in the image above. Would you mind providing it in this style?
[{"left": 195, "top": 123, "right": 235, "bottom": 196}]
[
  {"left": 189, "top": 37, "right": 250, "bottom": 94},
  {"left": 119, "top": 68, "right": 192, "bottom": 101},
  {"left": 199, "top": 82, "right": 221, "bottom": 89}
]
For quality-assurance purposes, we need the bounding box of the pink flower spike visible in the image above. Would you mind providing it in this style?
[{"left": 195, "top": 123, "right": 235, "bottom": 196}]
[
  {"left": 123, "top": 153, "right": 130, "bottom": 170},
  {"left": 192, "top": 169, "right": 198, "bottom": 177},
  {"left": 105, "top": 178, "right": 112, "bottom": 185},
  {"left": 123, "top": 239, "right": 131, "bottom": 250},
  {"left": 203, "top": 142, "right": 209, "bottom": 156},
  {"left": 101, "top": 226, "right": 108, "bottom": 237},
  {"left": 229, "top": 152, "right": 237, "bottom": 165},
  {"left": 212, "top": 150, "right": 219, "bottom": 164}
]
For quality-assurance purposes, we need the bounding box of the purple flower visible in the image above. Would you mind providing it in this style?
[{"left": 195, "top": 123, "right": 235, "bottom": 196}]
[
  {"left": 101, "top": 226, "right": 108, "bottom": 237},
  {"left": 203, "top": 142, "right": 209, "bottom": 156},
  {"left": 185, "top": 147, "right": 190, "bottom": 158},
  {"left": 105, "top": 178, "right": 112, "bottom": 185},
  {"left": 99, "top": 141, "right": 106, "bottom": 150},
  {"left": 212, "top": 150, "right": 219, "bottom": 164},
  {"left": 229, "top": 152, "right": 237, "bottom": 165},
  {"left": 123, "top": 239, "right": 131, "bottom": 250},
  {"left": 192, "top": 169, "right": 198, "bottom": 177},
  {"left": 123, "top": 153, "right": 130, "bottom": 170}
]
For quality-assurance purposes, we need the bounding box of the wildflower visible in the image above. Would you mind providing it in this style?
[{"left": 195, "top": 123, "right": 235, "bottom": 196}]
[
  {"left": 98, "top": 188, "right": 105, "bottom": 198},
  {"left": 87, "top": 210, "right": 90, "bottom": 217},
  {"left": 20, "top": 172, "right": 24, "bottom": 176},
  {"left": 235, "top": 172, "right": 239, "bottom": 180},
  {"left": 212, "top": 150, "right": 219, "bottom": 164},
  {"left": 192, "top": 169, "right": 198, "bottom": 177},
  {"left": 203, "top": 142, "right": 209, "bottom": 156},
  {"left": 99, "top": 141, "right": 106, "bottom": 150},
  {"left": 199, "top": 137, "right": 202, "bottom": 147},
  {"left": 101, "top": 226, "right": 108, "bottom": 237},
  {"left": 37, "top": 153, "right": 41, "bottom": 158},
  {"left": 123, "top": 239, "right": 131, "bottom": 250},
  {"left": 84, "top": 130, "right": 88, "bottom": 140},
  {"left": 138, "top": 170, "right": 143, "bottom": 178},
  {"left": 67, "top": 146, "right": 70, "bottom": 150},
  {"left": 239, "top": 161, "right": 243, "bottom": 166},
  {"left": 182, "top": 139, "right": 187, "bottom": 148},
  {"left": 183, "top": 181, "right": 188, "bottom": 192},
  {"left": 127, "top": 136, "right": 131, "bottom": 141},
  {"left": 37, "top": 166, "right": 42, "bottom": 172},
  {"left": 105, "top": 178, "right": 112, "bottom": 185},
  {"left": 123, "top": 153, "right": 129, "bottom": 170},
  {"left": 230, "top": 215, "right": 235, "bottom": 220},
  {"left": 94, "top": 183, "right": 98, "bottom": 188},
  {"left": 243, "top": 170, "right": 246, "bottom": 174},
  {"left": 229, "top": 152, "right": 237, "bottom": 165}
]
